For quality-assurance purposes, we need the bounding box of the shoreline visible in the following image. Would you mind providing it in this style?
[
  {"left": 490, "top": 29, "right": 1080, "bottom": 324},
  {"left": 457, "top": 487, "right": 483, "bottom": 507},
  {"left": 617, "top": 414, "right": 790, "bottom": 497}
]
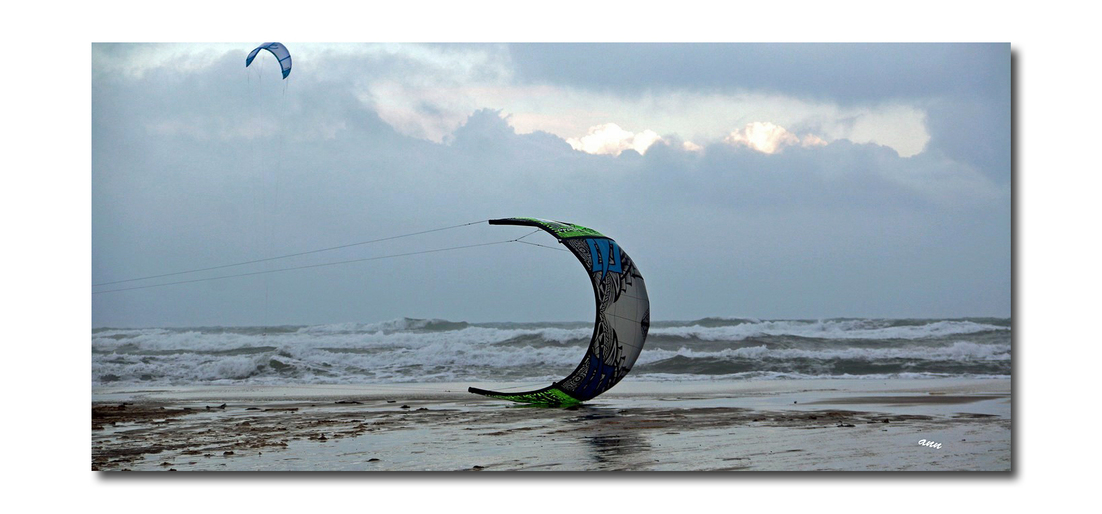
[{"left": 92, "top": 378, "right": 1011, "bottom": 471}]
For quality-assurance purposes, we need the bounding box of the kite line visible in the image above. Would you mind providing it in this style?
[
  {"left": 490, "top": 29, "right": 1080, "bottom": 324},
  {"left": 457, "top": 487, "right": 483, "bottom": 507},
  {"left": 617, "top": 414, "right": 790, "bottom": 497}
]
[{"left": 90, "top": 220, "right": 565, "bottom": 295}]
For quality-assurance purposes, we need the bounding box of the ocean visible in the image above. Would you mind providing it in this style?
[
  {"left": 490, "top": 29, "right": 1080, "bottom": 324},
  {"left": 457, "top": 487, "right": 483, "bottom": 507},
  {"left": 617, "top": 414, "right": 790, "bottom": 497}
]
[{"left": 91, "top": 317, "right": 1011, "bottom": 386}]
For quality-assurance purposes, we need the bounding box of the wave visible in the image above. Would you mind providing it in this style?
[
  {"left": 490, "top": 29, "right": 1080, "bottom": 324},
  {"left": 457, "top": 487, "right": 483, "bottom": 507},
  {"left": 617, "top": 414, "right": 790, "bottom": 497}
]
[
  {"left": 635, "top": 341, "right": 1011, "bottom": 364},
  {"left": 92, "top": 317, "right": 1012, "bottom": 385},
  {"left": 649, "top": 319, "right": 1008, "bottom": 341},
  {"left": 297, "top": 317, "right": 471, "bottom": 334}
]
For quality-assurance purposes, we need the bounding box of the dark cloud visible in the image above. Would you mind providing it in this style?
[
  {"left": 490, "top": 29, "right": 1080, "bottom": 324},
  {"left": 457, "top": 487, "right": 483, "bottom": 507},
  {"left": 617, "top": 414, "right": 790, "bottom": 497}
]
[
  {"left": 507, "top": 43, "right": 1009, "bottom": 104},
  {"left": 923, "top": 95, "right": 1012, "bottom": 184}
]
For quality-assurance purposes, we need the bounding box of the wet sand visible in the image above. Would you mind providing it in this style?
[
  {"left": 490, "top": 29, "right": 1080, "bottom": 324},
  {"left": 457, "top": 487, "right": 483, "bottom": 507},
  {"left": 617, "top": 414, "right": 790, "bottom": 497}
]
[{"left": 91, "top": 379, "right": 1010, "bottom": 471}]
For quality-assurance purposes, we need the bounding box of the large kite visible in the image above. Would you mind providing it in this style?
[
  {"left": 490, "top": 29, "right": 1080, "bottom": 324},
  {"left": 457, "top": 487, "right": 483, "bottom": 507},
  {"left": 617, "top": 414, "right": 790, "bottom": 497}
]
[{"left": 469, "top": 218, "right": 650, "bottom": 405}]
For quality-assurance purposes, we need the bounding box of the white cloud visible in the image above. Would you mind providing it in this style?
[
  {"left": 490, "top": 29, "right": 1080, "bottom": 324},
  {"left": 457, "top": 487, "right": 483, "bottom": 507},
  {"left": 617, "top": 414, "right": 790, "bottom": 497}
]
[
  {"left": 842, "top": 105, "right": 928, "bottom": 156},
  {"left": 800, "top": 133, "right": 828, "bottom": 148},
  {"left": 566, "top": 123, "right": 662, "bottom": 156},
  {"left": 95, "top": 44, "right": 932, "bottom": 157},
  {"left": 319, "top": 45, "right": 931, "bottom": 157},
  {"left": 502, "top": 90, "right": 929, "bottom": 157},
  {"left": 682, "top": 141, "right": 704, "bottom": 152},
  {"left": 723, "top": 122, "right": 826, "bottom": 154}
]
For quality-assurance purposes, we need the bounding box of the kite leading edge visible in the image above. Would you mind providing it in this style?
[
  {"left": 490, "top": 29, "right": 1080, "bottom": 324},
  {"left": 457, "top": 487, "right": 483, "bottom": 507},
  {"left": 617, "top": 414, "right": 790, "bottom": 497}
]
[{"left": 468, "top": 218, "right": 650, "bottom": 406}]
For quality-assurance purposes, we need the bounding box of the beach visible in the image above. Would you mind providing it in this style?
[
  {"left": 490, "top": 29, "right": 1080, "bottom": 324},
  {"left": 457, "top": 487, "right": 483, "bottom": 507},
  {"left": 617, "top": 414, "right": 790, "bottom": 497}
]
[{"left": 92, "top": 378, "right": 1010, "bottom": 471}]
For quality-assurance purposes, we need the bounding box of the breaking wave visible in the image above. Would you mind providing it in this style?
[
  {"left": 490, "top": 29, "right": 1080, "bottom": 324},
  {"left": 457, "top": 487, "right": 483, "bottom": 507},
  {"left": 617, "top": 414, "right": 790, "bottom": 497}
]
[{"left": 92, "top": 317, "right": 1011, "bottom": 385}]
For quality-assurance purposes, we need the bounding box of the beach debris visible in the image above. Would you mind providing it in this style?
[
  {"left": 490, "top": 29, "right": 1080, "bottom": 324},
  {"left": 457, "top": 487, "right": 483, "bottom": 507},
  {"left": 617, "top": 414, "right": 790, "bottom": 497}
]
[
  {"left": 336, "top": 400, "right": 363, "bottom": 404},
  {"left": 93, "top": 403, "right": 196, "bottom": 431},
  {"left": 367, "top": 458, "right": 380, "bottom": 462},
  {"left": 223, "top": 451, "right": 235, "bottom": 456},
  {"left": 400, "top": 405, "right": 411, "bottom": 409},
  {"left": 219, "top": 403, "right": 227, "bottom": 409}
]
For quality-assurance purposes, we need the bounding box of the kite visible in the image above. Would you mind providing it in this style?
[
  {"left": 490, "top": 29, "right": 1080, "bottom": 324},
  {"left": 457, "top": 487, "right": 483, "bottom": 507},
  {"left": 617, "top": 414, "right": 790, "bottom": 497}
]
[
  {"left": 469, "top": 218, "right": 650, "bottom": 405},
  {"left": 245, "top": 42, "right": 292, "bottom": 79}
]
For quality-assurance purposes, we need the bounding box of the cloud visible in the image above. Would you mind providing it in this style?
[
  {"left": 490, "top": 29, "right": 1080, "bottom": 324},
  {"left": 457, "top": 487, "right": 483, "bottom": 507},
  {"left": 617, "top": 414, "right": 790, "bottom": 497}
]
[
  {"left": 566, "top": 123, "right": 662, "bottom": 156},
  {"left": 91, "top": 43, "right": 1010, "bottom": 325},
  {"left": 268, "top": 44, "right": 932, "bottom": 157},
  {"left": 682, "top": 141, "right": 704, "bottom": 152},
  {"left": 723, "top": 122, "right": 826, "bottom": 154},
  {"left": 93, "top": 43, "right": 983, "bottom": 159},
  {"left": 800, "top": 133, "right": 828, "bottom": 147},
  {"left": 507, "top": 43, "right": 1009, "bottom": 105}
]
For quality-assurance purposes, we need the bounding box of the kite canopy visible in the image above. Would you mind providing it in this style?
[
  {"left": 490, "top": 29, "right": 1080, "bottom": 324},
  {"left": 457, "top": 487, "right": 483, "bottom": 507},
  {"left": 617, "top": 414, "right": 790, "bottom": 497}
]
[
  {"left": 245, "top": 42, "right": 292, "bottom": 79},
  {"left": 469, "top": 218, "right": 650, "bottom": 405}
]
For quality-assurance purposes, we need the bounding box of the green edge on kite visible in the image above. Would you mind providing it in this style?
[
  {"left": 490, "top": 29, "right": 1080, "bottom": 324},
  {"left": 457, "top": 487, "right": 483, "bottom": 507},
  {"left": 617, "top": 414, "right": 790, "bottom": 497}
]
[
  {"left": 468, "top": 386, "right": 582, "bottom": 406},
  {"left": 514, "top": 217, "right": 606, "bottom": 239}
]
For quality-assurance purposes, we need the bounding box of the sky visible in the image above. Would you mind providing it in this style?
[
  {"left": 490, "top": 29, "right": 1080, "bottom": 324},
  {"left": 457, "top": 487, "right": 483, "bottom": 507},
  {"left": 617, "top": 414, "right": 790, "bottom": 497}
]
[{"left": 91, "top": 42, "right": 1011, "bottom": 326}]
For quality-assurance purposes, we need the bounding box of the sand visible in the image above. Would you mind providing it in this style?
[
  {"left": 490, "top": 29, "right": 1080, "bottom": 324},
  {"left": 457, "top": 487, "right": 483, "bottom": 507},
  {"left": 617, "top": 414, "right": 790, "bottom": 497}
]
[{"left": 91, "top": 378, "right": 1011, "bottom": 471}]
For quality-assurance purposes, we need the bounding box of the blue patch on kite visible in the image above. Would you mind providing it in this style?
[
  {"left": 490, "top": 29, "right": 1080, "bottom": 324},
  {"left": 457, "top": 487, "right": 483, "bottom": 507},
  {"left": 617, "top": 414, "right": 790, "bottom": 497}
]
[
  {"left": 586, "top": 239, "right": 622, "bottom": 279},
  {"left": 575, "top": 352, "right": 618, "bottom": 398}
]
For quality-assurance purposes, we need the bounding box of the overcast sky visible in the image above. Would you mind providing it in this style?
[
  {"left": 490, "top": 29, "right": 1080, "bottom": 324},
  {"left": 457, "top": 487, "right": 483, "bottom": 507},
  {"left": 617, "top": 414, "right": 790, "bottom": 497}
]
[{"left": 91, "top": 43, "right": 1010, "bottom": 326}]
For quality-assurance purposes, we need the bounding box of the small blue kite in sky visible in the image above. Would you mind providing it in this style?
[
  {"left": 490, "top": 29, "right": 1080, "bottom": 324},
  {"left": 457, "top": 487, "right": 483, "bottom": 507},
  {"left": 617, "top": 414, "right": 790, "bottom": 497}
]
[{"left": 245, "top": 42, "right": 291, "bottom": 79}]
